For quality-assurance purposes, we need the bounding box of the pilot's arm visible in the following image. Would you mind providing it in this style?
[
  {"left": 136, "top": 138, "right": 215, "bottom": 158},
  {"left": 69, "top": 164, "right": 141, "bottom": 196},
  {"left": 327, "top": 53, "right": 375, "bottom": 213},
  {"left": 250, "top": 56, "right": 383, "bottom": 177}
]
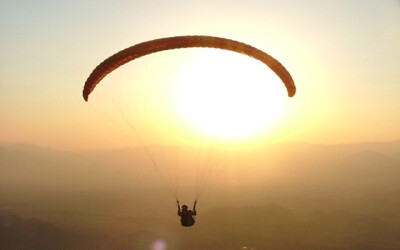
[
  {"left": 177, "top": 200, "right": 181, "bottom": 216},
  {"left": 193, "top": 200, "right": 197, "bottom": 215}
]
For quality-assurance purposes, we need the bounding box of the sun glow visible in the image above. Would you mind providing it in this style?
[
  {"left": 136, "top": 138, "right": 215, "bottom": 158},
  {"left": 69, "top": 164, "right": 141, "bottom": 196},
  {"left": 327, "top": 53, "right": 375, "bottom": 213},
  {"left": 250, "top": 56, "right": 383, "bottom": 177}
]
[{"left": 176, "top": 50, "right": 287, "bottom": 139}]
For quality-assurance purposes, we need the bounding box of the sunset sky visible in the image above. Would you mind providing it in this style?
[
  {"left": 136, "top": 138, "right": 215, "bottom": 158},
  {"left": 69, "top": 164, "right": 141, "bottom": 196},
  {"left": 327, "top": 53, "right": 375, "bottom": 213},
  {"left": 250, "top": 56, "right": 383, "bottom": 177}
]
[{"left": 0, "top": 0, "right": 399, "bottom": 150}]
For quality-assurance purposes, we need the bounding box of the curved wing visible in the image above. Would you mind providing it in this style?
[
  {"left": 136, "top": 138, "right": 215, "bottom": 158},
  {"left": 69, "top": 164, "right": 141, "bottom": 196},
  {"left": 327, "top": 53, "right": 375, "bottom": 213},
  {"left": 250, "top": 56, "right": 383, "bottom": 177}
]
[{"left": 83, "top": 36, "right": 296, "bottom": 101}]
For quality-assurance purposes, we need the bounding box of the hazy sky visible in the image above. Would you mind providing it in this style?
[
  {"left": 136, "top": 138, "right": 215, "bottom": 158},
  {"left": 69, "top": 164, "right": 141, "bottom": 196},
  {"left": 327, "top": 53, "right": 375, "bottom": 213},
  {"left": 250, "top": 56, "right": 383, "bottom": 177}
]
[{"left": 0, "top": 0, "right": 399, "bottom": 149}]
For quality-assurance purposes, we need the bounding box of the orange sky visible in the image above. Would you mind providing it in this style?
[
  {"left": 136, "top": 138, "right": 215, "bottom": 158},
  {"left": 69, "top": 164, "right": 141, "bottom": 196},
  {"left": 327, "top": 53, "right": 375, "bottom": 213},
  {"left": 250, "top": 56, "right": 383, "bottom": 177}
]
[{"left": 0, "top": 0, "right": 399, "bottom": 150}]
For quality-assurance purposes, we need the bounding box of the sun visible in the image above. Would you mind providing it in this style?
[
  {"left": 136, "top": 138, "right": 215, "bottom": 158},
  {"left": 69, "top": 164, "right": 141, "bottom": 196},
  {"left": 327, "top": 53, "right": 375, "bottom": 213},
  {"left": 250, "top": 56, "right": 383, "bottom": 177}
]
[{"left": 175, "top": 49, "right": 287, "bottom": 139}]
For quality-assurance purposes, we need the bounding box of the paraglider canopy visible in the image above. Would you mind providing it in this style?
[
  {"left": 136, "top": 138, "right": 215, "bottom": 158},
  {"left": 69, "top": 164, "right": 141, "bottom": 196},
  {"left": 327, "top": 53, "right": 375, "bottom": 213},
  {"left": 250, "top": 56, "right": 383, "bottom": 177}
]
[{"left": 83, "top": 35, "right": 296, "bottom": 102}]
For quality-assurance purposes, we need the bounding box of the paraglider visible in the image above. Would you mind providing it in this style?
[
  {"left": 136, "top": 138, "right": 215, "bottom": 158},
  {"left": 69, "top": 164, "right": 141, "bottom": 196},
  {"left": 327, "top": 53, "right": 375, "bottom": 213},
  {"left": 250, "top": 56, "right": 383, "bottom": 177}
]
[
  {"left": 177, "top": 200, "right": 197, "bottom": 227},
  {"left": 83, "top": 35, "right": 296, "bottom": 101},
  {"left": 83, "top": 35, "right": 296, "bottom": 227}
]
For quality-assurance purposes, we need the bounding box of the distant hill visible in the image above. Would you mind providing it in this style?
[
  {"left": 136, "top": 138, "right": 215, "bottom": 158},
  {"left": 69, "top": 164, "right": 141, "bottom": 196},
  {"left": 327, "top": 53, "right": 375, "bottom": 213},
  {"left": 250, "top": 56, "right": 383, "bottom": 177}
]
[
  {"left": 1, "top": 141, "right": 399, "bottom": 191},
  {"left": 178, "top": 204, "right": 400, "bottom": 250},
  {"left": 0, "top": 143, "right": 157, "bottom": 191},
  {"left": 0, "top": 211, "right": 81, "bottom": 249}
]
